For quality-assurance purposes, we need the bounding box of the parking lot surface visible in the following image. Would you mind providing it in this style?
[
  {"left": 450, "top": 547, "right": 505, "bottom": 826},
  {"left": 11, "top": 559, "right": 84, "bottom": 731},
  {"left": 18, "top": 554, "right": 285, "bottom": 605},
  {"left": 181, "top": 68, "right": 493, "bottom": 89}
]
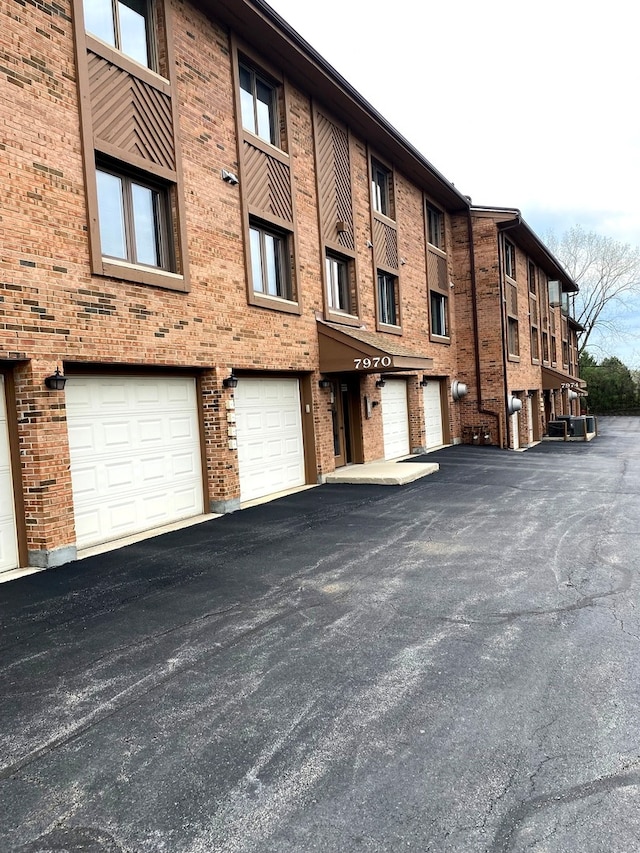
[{"left": 2, "top": 417, "right": 640, "bottom": 852}]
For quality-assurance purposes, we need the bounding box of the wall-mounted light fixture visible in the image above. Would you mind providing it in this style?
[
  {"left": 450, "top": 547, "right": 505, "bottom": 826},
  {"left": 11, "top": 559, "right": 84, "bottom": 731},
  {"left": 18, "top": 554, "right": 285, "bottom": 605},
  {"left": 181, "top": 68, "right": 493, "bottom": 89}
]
[
  {"left": 451, "top": 380, "right": 468, "bottom": 401},
  {"left": 44, "top": 367, "right": 67, "bottom": 391},
  {"left": 222, "top": 372, "right": 239, "bottom": 389},
  {"left": 221, "top": 169, "right": 239, "bottom": 186},
  {"left": 375, "top": 379, "right": 386, "bottom": 389},
  {"left": 366, "top": 240, "right": 374, "bottom": 249},
  {"left": 419, "top": 375, "right": 429, "bottom": 387},
  {"left": 318, "top": 378, "right": 332, "bottom": 390}
]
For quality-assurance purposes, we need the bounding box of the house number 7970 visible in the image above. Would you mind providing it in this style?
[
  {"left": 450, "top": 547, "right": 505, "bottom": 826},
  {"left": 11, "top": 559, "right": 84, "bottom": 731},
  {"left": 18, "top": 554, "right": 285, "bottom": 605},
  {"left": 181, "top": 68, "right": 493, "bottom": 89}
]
[{"left": 353, "top": 356, "right": 392, "bottom": 369}]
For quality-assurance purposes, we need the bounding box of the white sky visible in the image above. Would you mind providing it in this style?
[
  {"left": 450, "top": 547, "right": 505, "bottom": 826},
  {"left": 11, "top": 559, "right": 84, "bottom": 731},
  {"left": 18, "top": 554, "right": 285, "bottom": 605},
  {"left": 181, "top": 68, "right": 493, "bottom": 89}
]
[{"left": 267, "top": 0, "right": 640, "bottom": 365}]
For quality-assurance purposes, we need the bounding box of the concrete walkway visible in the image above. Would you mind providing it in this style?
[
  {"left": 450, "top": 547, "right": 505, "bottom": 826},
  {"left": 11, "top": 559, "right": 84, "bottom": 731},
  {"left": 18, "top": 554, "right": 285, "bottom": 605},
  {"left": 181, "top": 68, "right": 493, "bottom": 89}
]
[{"left": 323, "top": 455, "right": 439, "bottom": 485}]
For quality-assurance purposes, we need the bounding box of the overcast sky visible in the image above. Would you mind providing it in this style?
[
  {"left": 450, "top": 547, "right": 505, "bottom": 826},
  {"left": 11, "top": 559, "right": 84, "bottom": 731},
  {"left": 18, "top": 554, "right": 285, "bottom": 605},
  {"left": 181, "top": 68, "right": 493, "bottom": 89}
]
[{"left": 268, "top": 0, "right": 640, "bottom": 366}]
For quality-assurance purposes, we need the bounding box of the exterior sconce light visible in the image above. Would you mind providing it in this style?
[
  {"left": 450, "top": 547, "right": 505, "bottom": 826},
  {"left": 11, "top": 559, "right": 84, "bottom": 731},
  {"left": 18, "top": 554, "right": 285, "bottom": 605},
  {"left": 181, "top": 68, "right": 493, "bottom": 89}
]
[
  {"left": 375, "top": 379, "right": 386, "bottom": 389},
  {"left": 318, "top": 379, "right": 332, "bottom": 390},
  {"left": 419, "top": 375, "right": 429, "bottom": 387},
  {"left": 507, "top": 395, "right": 523, "bottom": 415},
  {"left": 222, "top": 372, "right": 239, "bottom": 389},
  {"left": 44, "top": 367, "right": 67, "bottom": 391},
  {"left": 451, "top": 380, "right": 468, "bottom": 401},
  {"left": 366, "top": 240, "right": 374, "bottom": 249}
]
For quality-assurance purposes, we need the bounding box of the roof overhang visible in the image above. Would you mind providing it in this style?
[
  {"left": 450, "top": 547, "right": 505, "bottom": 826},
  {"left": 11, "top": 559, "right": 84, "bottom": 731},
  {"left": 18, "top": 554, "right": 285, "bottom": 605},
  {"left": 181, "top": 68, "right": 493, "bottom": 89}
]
[
  {"left": 472, "top": 207, "right": 579, "bottom": 293},
  {"left": 318, "top": 322, "right": 433, "bottom": 374},
  {"left": 542, "top": 367, "right": 585, "bottom": 391}
]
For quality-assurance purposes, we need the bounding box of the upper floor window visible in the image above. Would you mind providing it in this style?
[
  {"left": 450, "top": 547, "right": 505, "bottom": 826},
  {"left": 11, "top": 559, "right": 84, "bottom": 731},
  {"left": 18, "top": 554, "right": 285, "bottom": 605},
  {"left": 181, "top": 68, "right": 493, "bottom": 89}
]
[
  {"left": 371, "top": 160, "right": 392, "bottom": 219},
  {"left": 504, "top": 239, "right": 516, "bottom": 279},
  {"left": 430, "top": 291, "right": 449, "bottom": 338},
  {"left": 249, "top": 220, "right": 292, "bottom": 301},
  {"left": 507, "top": 317, "right": 520, "bottom": 357},
  {"left": 528, "top": 261, "right": 537, "bottom": 294},
  {"left": 84, "top": 0, "right": 152, "bottom": 68},
  {"left": 239, "top": 62, "right": 278, "bottom": 146},
  {"left": 426, "top": 204, "right": 445, "bottom": 250},
  {"left": 377, "top": 271, "right": 398, "bottom": 326},
  {"left": 96, "top": 165, "right": 172, "bottom": 270},
  {"left": 326, "top": 253, "right": 353, "bottom": 315}
]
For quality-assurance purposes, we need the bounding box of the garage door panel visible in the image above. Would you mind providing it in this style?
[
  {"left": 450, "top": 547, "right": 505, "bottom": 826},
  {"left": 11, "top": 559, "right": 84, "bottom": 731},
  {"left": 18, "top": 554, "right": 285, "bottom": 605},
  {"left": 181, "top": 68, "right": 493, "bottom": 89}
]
[
  {"left": 382, "top": 381, "right": 410, "bottom": 460},
  {"left": 67, "top": 376, "right": 203, "bottom": 549},
  {"left": 235, "top": 378, "right": 305, "bottom": 503},
  {"left": 423, "top": 382, "right": 444, "bottom": 449}
]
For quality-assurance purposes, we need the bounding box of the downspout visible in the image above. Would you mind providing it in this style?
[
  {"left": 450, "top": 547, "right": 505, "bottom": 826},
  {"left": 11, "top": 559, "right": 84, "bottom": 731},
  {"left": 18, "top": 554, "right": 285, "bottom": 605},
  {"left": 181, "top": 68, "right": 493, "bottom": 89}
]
[
  {"left": 496, "top": 216, "right": 522, "bottom": 449},
  {"left": 467, "top": 211, "right": 504, "bottom": 448}
]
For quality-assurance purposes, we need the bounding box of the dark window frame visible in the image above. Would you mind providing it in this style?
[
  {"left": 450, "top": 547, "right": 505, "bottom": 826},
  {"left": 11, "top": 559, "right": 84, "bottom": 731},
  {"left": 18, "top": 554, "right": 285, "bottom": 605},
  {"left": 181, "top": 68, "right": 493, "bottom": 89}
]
[
  {"left": 377, "top": 270, "right": 399, "bottom": 327},
  {"left": 504, "top": 239, "right": 516, "bottom": 280},
  {"left": 249, "top": 218, "right": 294, "bottom": 304},
  {"left": 430, "top": 290, "right": 449, "bottom": 339},
  {"left": 83, "top": 0, "right": 155, "bottom": 70},
  {"left": 96, "top": 162, "right": 174, "bottom": 271},
  {"left": 238, "top": 60, "right": 279, "bottom": 147},
  {"left": 426, "top": 204, "right": 445, "bottom": 251},
  {"left": 371, "top": 159, "right": 393, "bottom": 219},
  {"left": 507, "top": 316, "right": 520, "bottom": 357},
  {"left": 325, "top": 251, "right": 355, "bottom": 316}
]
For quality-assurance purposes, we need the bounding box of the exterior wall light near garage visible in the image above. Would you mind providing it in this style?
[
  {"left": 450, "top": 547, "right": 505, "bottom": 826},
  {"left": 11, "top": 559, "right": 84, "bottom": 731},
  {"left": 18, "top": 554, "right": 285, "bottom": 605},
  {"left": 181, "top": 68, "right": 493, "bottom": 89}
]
[
  {"left": 451, "top": 380, "right": 468, "bottom": 401},
  {"left": 507, "top": 395, "right": 523, "bottom": 415},
  {"left": 375, "top": 379, "right": 386, "bottom": 389},
  {"left": 419, "top": 375, "right": 429, "bottom": 387},
  {"left": 222, "top": 372, "right": 239, "bottom": 389},
  {"left": 44, "top": 367, "right": 68, "bottom": 391},
  {"left": 318, "top": 379, "right": 332, "bottom": 390}
]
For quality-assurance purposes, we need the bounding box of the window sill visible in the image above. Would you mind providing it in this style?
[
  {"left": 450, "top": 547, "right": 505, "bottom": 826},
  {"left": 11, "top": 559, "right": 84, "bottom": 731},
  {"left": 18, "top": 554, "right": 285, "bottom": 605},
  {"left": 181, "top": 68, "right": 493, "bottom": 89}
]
[
  {"left": 86, "top": 35, "right": 171, "bottom": 95},
  {"left": 242, "top": 132, "right": 289, "bottom": 165},
  {"left": 376, "top": 321, "right": 402, "bottom": 336},
  {"left": 325, "top": 310, "right": 361, "bottom": 328},
  {"left": 507, "top": 354, "right": 521, "bottom": 362},
  {"left": 250, "top": 291, "right": 301, "bottom": 315},
  {"left": 99, "top": 258, "right": 189, "bottom": 292},
  {"left": 430, "top": 333, "right": 451, "bottom": 345}
]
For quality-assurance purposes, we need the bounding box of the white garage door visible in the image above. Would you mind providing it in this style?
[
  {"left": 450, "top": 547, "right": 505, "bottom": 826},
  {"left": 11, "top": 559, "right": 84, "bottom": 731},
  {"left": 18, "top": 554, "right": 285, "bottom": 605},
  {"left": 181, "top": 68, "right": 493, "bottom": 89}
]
[
  {"left": 423, "top": 381, "right": 444, "bottom": 449},
  {"left": 381, "top": 380, "right": 410, "bottom": 460},
  {"left": 0, "top": 376, "right": 19, "bottom": 572},
  {"left": 235, "top": 377, "right": 305, "bottom": 503},
  {"left": 66, "top": 375, "right": 204, "bottom": 550}
]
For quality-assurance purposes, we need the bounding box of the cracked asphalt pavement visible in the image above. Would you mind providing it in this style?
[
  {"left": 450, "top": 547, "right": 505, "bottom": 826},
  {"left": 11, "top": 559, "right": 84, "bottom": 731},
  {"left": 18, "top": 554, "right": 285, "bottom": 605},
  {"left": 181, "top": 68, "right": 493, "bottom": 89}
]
[{"left": 2, "top": 416, "right": 640, "bottom": 852}]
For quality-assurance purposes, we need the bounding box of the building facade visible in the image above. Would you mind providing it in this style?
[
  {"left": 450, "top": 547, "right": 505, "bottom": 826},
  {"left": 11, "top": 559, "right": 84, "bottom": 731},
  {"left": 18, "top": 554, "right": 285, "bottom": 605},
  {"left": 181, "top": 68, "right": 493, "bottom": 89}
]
[{"left": 0, "top": 0, "right": 582, "bottom": 573}]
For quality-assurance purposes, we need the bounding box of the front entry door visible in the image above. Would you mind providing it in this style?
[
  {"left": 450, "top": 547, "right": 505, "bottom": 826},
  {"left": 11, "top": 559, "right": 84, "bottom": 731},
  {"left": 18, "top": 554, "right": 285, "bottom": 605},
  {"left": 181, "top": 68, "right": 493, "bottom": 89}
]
[{"left": 332, "top": 380, "right": 352, "bottom": 468}]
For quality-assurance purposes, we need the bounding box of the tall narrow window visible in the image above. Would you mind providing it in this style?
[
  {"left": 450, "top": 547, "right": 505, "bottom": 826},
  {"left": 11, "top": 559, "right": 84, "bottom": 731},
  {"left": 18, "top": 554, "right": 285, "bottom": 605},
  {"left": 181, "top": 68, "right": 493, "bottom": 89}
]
[
  {"left": 426, "top": 204, "right": 445, "bottom": 250},
  {"left": 84, "top": 0, "right": 152, "bottom": 68},
  {"left": 528, "top": 260, "right": 537, "bottom": 294},
  {"left": 504, "top": 239, "right": 516, "bottom": 279},
  {"left": 326, "top": 253, "right": 352, "bottom": 314},
  {"left": 96, "top": 166, "right": 170, "bottom": 269},
  {"left": 508, "top": 317, "right": 520, "bottom": 356},
  {"left": 239, "top": 63, "right": 278, "bottom": 146},
  {"left": 249, "top": 221, "right": 292, "bottom": 300},
  {"left": 377, "top": 271, "right": 398, "bottom": 326},
  {"left": 430, "top": 291, "right": 448, "bottom": 338},
  {"left": 371, "top": 160, "right": 392, "bottom": 218}
]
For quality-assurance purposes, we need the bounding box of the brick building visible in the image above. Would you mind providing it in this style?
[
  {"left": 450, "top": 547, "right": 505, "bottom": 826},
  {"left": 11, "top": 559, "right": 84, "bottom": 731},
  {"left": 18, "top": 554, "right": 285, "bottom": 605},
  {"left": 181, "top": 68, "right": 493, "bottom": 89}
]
[{"left": 0, "top": 0, "right": 582, "bottom": 574}]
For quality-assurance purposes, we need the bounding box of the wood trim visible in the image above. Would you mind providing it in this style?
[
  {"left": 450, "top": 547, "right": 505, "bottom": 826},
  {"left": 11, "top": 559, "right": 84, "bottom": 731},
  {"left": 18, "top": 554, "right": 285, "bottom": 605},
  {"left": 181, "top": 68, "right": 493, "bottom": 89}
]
[
  {"left": 1, "top": 368, "right": 27, "bottom": 569},
  {"left": 299, "top": 374, "right": 318, "bottom": 485},
  {"left": 94, "top": 140, "right": 177, "bottom": 183},
  {"left": 72, "top": 0, "right": 189, "bottom": 289},
  {"left": 248, "top": 291, "right": 302, "bottom": 315},
  {"left": 85, "top": 33, "right": 172, "bottom": 94}
]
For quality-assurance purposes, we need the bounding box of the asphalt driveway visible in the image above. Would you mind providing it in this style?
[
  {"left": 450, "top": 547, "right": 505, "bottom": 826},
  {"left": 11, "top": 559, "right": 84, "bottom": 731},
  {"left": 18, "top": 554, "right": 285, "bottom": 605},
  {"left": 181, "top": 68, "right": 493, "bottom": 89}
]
[{"left": 2, "top": 417, "right": 640, "bottom": 853}]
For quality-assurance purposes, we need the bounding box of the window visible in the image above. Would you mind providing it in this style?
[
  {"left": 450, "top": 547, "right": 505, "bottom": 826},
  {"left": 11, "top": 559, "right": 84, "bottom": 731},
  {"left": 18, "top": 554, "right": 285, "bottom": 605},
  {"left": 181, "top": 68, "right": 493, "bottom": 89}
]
[
  {"left": 249, "top": 221, "right": 292, "bottom": 300},
  {"left": 426, "top": 204, "right": 445, "bottom": 250},
  {"left": 551, "top": 335, "right": 557, "bottom": 364},
  {"left": 239, "top": 62, "right": 278, "bottom": 146},
  {"left": 430, "top": 291, "right": 448, "bottom": 338},
  {"left": 371, "top": 160, "right": 392, "bottom": 218},
  {"left": 531, "top": 328, "right": 539, "bottom": 361},
  {"left": 504, "top": 239, "right": 516, "bottom": 279},
  {"left": 508, "top": 317, "right": 520, "bottom": 356},
  {"left": 326, "top": 253, "right": 353, "bottom": 314},
  {"left": 542, "top": 332, "right": 549, "bottom": 362},
  {"left": 84, "top": 0, "right": 152, "bottom": 68},
  {"left": 378, "top": 271, "right": 398, "bottom": 326},
  {"left": 96, "top": 166, "right": 172, "bottom": 269}
]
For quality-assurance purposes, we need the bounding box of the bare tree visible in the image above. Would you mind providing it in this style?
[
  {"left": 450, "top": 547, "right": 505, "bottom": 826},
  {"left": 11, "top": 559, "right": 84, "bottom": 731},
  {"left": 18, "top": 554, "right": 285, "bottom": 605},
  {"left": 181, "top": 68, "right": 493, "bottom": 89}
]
[{"left": 546, "top": 226, "right": 640, "bottom": 356}]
